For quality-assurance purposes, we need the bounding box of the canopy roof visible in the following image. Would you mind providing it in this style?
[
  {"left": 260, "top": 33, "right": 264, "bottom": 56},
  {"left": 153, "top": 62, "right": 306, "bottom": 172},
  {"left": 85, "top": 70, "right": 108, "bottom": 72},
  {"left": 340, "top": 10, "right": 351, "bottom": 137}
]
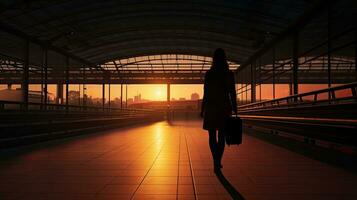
[{"left": 0, "top": 0, "right": 313, "bottom": 65}]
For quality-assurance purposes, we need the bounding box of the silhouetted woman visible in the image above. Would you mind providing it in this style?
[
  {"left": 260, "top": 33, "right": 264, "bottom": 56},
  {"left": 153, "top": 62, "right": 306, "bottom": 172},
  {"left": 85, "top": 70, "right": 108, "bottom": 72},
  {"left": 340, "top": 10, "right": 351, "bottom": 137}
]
[{"left": 201, "top": 48, "right": 237, "bottom": 173}]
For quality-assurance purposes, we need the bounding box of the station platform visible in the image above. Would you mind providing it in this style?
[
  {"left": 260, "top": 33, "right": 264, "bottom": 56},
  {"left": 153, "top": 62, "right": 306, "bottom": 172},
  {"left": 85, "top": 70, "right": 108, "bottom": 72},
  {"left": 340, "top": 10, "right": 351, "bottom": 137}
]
[{"left": 1, "top": 120, "right": 357, "bottom": 200}]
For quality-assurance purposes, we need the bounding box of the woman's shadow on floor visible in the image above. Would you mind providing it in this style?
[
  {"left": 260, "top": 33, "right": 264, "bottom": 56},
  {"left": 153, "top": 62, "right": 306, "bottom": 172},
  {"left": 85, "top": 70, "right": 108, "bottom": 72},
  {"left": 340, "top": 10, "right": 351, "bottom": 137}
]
[{"left": 215, "top": 170, "right": 245, "bottom": 200}]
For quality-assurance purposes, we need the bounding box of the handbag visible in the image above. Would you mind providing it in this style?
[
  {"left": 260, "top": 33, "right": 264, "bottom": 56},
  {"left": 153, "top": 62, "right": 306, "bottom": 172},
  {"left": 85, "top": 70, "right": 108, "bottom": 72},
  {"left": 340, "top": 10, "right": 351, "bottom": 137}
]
[{"left": 225, "top": 115, "right": 242, "bottom": 145}]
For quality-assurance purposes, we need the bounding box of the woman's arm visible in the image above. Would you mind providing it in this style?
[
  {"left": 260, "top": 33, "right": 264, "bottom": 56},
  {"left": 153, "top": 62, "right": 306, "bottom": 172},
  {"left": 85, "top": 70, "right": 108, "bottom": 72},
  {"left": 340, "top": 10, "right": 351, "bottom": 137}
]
[
  {"left": 229, "top": 71, "right": 237, "bottom": 114},
  {"left": 200, "top": 72, "right": 208, "bottom": 117}
]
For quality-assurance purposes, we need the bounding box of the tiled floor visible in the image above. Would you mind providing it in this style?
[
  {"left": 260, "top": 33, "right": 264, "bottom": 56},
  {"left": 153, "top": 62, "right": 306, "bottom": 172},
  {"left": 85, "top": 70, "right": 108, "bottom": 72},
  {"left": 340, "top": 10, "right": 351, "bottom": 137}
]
[{"left": 1, "top": 120, "right": 357, "bottom": 200}]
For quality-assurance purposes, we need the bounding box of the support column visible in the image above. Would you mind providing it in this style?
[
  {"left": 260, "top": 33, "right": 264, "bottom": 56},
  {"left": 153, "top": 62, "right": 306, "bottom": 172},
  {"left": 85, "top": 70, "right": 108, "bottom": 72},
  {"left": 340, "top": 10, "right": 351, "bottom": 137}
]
[
  {"left": 292, "top": 32, "right": 299, "bottom": 98},
  {"left": 120, "top": 84, "right": 123, "bottom": 109},
  {"left": 77, "top": 68, "right": 81, "bottom": 107},
  {"left": 65, "top": 57, "right": 69, "bottom": 111},
  {"left": 327, "top": 1, "right": 332, "bottom": 88},
  {"left": 240, "top": 85, "right": 243, "bottom": 104},
  {"left": 258, "top": 59, "right": 262, "bottom": 102},
  {"left": 167, "top": 83, "right": 171, "bottom": 108},
  {"left": 43, "top": 49, "right": 48, "bottom": 109},
  {"left": 125, "top": 85, "right": 128, "bottom": 108},
  {"left": 41, "top": 52, "right": 44, "bottom": 106},
  {"left": 22, "top": 40, "right": 29, "bottom": 111},
  {"left": 250, "top": 63, "right": 256, "bottom": 103},
  {"left": 78, "top": 84, "right": 81, "bottom": 106},
  {"left": 167, "top": 83, "right": 171, "bottom": 120},
  {"left": 57, "top": 84, "right": 63, "bottom": 104},
  {"left": 245, "top": 83, "right": 248, "bottom": 102},
  {"left": 272, "top": 48, "right": 276, "bottom": 99},
  {"left": 289, "top": 82, "right": 293, "bottom": 96},
  {"left": 83, "top": 67, "right": 87, "bottom": 108},
  {"left": 108, "top": 83, "right": 111, "bottom": 109},
  {"left": 102, "top": 83, "right": 105, "bottom": 111},
  {"left": 355, "top": 35, "right": 357, "bottom": 81}
]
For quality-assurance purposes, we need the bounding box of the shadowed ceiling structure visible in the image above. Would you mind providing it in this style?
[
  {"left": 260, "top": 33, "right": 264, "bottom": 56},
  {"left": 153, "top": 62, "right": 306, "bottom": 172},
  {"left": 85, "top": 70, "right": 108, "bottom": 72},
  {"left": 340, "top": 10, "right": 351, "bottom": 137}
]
[
  {"left": 0, "top": 0, "right": 313, "bottom": 65},
  {"left": 0, "top": 0, "right": 356, "bottom": 84}
]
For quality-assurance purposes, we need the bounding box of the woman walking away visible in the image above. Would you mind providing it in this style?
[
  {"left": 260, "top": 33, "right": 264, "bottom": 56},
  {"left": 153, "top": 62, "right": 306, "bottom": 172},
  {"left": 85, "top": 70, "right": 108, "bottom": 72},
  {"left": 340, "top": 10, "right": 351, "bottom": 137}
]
[{"left": 200, "top": 48, "right": 237, "bottom": 173}]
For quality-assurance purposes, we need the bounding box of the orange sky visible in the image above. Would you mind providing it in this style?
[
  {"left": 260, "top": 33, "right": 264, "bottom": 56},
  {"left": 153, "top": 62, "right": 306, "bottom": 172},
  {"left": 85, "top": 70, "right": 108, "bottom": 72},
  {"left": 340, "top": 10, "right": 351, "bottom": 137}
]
[
  {"left": 84, "top": 84, "right": 204, "bottom": 100},
  {"left": 0, "top": 84, "right": 345, "bottom": 102},
  {"left": 0, "top": 84, "right": 204, "bottom": 101}
]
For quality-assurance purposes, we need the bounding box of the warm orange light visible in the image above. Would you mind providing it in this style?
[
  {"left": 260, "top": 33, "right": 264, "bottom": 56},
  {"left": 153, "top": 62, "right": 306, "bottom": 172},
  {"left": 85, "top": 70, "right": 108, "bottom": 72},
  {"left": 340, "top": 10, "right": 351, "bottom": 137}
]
[{"left": 155, "top": 88, "right": 163, "bottom": 99}]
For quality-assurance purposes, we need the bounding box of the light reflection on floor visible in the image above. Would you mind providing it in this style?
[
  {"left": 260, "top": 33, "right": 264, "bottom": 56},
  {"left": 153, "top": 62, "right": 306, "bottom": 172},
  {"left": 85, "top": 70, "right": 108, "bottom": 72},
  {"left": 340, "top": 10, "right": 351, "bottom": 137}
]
[{"left": 0, "top": 120, "right": 357, "bottom": 200}]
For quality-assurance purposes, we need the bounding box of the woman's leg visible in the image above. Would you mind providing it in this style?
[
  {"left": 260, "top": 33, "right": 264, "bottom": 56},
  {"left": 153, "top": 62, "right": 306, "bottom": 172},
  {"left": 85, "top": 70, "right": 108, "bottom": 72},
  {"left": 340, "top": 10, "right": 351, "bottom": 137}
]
[
  {"left": 217, "top": 129, "right": 226, "bottom": 166},
  {"left": 208, "top": 129, "right": 218, "bottom": 164}
]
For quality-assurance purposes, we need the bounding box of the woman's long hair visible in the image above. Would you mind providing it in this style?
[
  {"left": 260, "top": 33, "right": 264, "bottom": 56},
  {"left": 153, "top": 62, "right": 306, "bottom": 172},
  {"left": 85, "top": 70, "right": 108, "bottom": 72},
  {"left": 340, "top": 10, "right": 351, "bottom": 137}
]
[{"left": 211, "top": 48, "right": 229, "bottom": 71}]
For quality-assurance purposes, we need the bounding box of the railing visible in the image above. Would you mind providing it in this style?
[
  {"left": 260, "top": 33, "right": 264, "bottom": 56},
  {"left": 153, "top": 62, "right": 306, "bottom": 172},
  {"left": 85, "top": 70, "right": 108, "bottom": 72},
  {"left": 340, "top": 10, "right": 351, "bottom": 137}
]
[
  {"left": 235, "top": 0, "right": 357, "bottom": 104},
  {"left": 0, "top": 100, "right": 165, "bottom": 148},
  {"left": 0, "top": 100, "right": 155, "bottom": 115},
  {"left": 238, "top": 82, "right": 357, "bottom": 111},
  {"left": 237, "top": 83, "right": 357, "bottom": 151}
]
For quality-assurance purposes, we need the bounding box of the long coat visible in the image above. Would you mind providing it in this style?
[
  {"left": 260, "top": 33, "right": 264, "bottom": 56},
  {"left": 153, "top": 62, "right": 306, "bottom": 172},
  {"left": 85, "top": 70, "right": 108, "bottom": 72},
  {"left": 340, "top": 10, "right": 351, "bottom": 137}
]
[{"left": 202, "top": 68, "right": 237, "bottom": 130}]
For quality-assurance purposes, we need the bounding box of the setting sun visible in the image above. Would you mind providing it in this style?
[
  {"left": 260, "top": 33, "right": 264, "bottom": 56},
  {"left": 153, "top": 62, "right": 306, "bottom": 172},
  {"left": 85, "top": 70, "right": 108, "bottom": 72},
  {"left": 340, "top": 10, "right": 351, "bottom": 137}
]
[{"left": 155, "top": 88, "right": 163, "bottom": 98}]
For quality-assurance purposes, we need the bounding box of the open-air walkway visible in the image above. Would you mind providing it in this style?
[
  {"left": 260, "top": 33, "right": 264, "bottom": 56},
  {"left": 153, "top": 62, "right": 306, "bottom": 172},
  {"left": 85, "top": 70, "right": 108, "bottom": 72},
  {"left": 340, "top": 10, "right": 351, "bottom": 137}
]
[{"left": 1, "top": 120, "right": 357, "bottom": 200}]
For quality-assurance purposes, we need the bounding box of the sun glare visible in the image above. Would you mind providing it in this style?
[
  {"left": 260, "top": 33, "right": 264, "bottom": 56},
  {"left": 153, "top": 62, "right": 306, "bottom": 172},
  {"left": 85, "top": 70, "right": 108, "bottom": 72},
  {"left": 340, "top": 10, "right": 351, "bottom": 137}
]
[{"left": 155, "top": 88, "right": 163, "bottom": 99}]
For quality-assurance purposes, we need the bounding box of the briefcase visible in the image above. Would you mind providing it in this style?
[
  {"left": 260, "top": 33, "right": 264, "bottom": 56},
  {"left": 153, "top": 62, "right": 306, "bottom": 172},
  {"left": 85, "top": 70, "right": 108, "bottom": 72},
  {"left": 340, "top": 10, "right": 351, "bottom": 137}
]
[{"left": 225, "top": 115, "right": 242, "bottom": 145}]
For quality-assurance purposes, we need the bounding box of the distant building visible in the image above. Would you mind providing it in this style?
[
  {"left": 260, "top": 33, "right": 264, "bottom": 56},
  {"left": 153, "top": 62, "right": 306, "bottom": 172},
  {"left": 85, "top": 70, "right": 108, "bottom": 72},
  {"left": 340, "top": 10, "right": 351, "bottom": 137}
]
[
  {"left": 110, "top": 97, "right": 122, "bottom": 108},
  {"left": 68, "top": 91, "right": 80, "bottom": 105},
  {"left": 191, "top": 93, "right": 199, "bottom": 100},
  {"left": 0, "top": 88, "right": 22, "bottom": 101},
  {"left": 0, "top": 88, "right": 54, "bottom": 103},
  {"left": 127, "top": 98, "right": 134, "bottom": 105},
  {"left": 86, "top": 97, "right": 102, "bottom": 106},
  {"left": 179, "top": 97, "right": 186, "bottom": 101},
  {"left": 134, "top": 94, "right": 141, "bottom": 103}
]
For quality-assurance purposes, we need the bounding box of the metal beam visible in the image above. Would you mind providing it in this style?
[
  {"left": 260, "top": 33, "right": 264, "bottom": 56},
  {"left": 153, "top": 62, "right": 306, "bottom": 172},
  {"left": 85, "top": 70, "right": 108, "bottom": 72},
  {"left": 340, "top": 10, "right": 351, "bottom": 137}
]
[
  {"left": 272, "top": 48, "right": 276, "bottom": 99},
  {"left": 43, "top": 48, "right": 48, "bottom": 110},
  {"left": 258, "top": 59, "right": 262, "bottom": 101},
  {"left": 327, "top": 1, "right": 332, "bottom": 88},
  {"left": 83, "top": 67, "right": 87, "bottom": 107},
  {"left": 1, "top": 75, "right": 354, "bottom": 85},
  {"left": 57, "top": 84, "right": 63, "bottom": 104},
  {"left": 1, "top": 67, "right": 354, "bottom": 85},
  {"left": 245, "top": 84, "right": 248, "bottom": 102},
  {"left": 355, "top": 35, "right": 357, "bottom": 81},
  {"left": 113, "top": 61, "right": 119, "bottom": 72},
  {"left": 108, "top": 83, "right": 111, "bottom": 109},
  {"left": 292, "top": 32, "right": 299, "bottom": 97},
  {"left": 120, "top": 84, "right": 123, "bottom": 109},
  {"left": 0, "top": 22, "right": 97, "bottom": 68},
  {"left": 250, "top": 63, "right": 256, "bottom": 103},
  {"left": 40, "top": 52, "right": 44, "bottom": 106},
  {"left": 78, "top": 84, "right": 81, "bottom": 106},
  {"left": 102, "top": 83, "right": 105, "bottom": 111},
  {"left": 167, "top": 83, "right": 171, "bottom": 108},
  {"left": 65, "top": 56, "right": 69, "bottom": 111},
  {"left": 237, "top": 0, "right": 326, "bottom": 72},
  {"left": 22, "top": 40, "right": 29, "bottom": 111}
]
